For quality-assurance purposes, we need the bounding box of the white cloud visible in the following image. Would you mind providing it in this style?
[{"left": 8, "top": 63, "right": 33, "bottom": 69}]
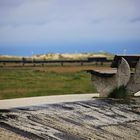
[{"left": 0, "top": 0, "right": 140, "bottom": 44}]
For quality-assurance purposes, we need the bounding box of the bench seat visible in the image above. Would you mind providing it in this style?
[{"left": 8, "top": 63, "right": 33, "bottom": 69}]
[
  {"left": 87, "top": 69, "right": 134, "bottom": 78},
  {"left": 87, "top": 70, "right": 116, "bottom": 77}
]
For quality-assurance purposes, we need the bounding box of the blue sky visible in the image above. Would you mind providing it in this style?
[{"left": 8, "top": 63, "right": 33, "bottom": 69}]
[{"left": 0, "top": 0, "right": 140, "bottom": 56}]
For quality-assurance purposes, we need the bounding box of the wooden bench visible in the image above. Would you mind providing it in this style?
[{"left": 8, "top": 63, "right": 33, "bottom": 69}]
[
  {"left": 87, "top": 55, "right": 140, "bottom": 77},
  {"left": 87, "top": 55, "right": 140, "bottom": 97},
  {"left": 87, "top": 57, "right": 110, "bottom": 66},
  {"left": 111, "top": 55, "right": 140, "bottom": 68}
]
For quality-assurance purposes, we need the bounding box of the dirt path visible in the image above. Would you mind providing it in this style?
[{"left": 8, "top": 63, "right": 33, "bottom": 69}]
[{"left": 0, "top": 94, "right": 99, "bottom": 109}]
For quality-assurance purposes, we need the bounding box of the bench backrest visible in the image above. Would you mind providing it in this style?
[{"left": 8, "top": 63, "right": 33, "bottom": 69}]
[{"left": 111, "top": 55, "right": 140, "bottom": 68}]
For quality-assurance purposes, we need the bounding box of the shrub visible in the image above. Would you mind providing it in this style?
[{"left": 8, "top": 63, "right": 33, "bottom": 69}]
[{"left": 108, "top": 86, "right": 128, "bottom": 99}]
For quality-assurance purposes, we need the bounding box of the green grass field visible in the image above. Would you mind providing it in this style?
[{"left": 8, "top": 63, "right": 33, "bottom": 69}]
[{"left": 0, "top": 68, "right": 97, "bottom": 99}]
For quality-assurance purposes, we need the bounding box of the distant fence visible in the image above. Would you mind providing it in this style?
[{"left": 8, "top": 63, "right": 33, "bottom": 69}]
[{"left": 0, "top": 57, "right": 112, "bottom": 66}]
